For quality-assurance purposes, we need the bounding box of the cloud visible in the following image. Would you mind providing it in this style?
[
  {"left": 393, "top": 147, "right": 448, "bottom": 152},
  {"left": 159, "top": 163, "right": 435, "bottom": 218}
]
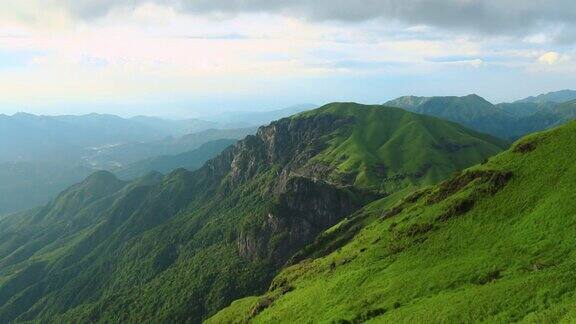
[
  {"left": 538, "top": 52, "right": 560, "bottom": 65},
  {"left": 0, "top": 0, "right": 575, "bottom": 115},
  {"left": 56, "top": 0, "right": 576, "bottom": 40},
  {"left": 428, "top": 56, "right": 484, "bottom": 68},
  {"left": 531, "top": 51, "right": 576, "bottom": 73}
]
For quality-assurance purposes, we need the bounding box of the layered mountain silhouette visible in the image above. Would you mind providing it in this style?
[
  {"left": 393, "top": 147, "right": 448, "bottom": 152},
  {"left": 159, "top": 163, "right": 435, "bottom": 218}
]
[
  {"left": 0, "top": 103, "right": 504, "bottom": 322},
  {"left": 0, "top": 105, "right": 313, "bottom": 216},
  {"left": 386, "top": 94, "right": 514, "bottom": 138},
  {"left": 211, "top": 116, "right": 576, "bottom": 323},
  {"left": 0, "top": 116, "right": 255, "bottom": 215},
  {"left": 114, "top": 138, "right": 238, "bottom": 180},
  {"left": 385, "top": 90, "right": 576, "bottom": 139},
  {"left": 515, "top": 89, "right": 576, "bottom": 104}
]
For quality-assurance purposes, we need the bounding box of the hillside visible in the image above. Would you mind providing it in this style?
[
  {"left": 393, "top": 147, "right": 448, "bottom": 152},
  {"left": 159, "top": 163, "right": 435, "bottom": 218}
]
[
  {"left": 0, "top": 124, "right": 253, "bottom": 215},
  {"left": 516, "top": 89, "right": 576, "bottom": 104},
  {"left": 0, "top": 103, "right": 505, "bottom": 323},
  {"left": 293, "top": 103, "right": 506, "bottom": 191},
  {"left": 551, "top": 99, "right": 576, "bottom": 123},
  {"left": 386, "top": 93, "right": 576, "bottom": 140},
  {"left": 210, "top": 119, "right": 576, "bottom": 323},
  {"left": 495, "top": 101, "right": 557, "bottom": 118},
  {"left": 385, "top": 94, "right": 516, "bottom": 138},
  {"left": 509, "top": 100, "right": 576, "bottom": 136},
  {"left": 0, "top": 162, "right": 94, "bottom": 215},
  {"left": 86, "top": 127, "right": 257, "bottom": 169},
  {"left": 115, "top": 138, "right": 237, "bottom": 180}
]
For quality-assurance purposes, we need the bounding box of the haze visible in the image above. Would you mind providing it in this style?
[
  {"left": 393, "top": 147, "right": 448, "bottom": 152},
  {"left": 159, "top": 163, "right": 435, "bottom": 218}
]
[{"left": 0, "top": 0, "right": 575, "bottom": 117}]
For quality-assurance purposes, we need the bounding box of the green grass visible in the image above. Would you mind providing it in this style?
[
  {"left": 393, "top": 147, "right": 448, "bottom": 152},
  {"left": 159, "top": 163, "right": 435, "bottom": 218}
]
[
  {"left": 0, "top": 102, "right": 507, "bottom": 323},
  {"left": 296, "top": 103, "right": 507, "bottom": 191},
  {"left": 209, "top": 120, "right": 576, "bottom": 323}
]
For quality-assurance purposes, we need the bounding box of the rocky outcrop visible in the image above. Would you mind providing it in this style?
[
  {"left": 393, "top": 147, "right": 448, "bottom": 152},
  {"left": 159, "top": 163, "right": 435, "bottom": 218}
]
[
  {"left": 237, "top": 176, "right": 365, "bottom": 266},
  {"left": 226, "top": 114, "right": 354, "bottom": 187},
  {"left": 197, "top": 113, "right": 368, "bottom": 267}
]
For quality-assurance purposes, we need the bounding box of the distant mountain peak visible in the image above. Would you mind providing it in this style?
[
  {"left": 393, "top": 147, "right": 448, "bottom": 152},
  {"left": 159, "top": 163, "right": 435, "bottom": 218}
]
[
  {"left": 83, "top": 170, "right": 118, "bottom": 183},
  {"left": 0, "top": 101, "right": 506, "bottom": 323},
  {"left": 516, "top": 89, "right": 576, "bottom": 104},
  {"left": 384, "top": 94, "right": 519, "bottom": 138}
]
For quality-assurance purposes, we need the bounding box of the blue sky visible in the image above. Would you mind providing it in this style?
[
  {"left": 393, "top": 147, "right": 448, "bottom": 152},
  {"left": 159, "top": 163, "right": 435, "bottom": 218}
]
[{"left": 0, "top": 0, "right": 574, "bottom": 117}]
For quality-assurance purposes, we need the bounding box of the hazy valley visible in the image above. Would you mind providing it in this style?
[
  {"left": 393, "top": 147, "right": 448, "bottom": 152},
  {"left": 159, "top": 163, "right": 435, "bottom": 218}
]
[
  {"left": 2, "top": 1, "right": 576, "bottom": 322},
  {"left": 2, "top": 90, "right": 576, "bottom": 322}
]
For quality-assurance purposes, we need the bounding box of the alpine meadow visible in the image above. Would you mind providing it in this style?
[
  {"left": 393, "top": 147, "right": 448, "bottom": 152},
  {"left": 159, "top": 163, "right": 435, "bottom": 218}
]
[{"left": 0, "top": 1, "right": 576, "bottom": 323}]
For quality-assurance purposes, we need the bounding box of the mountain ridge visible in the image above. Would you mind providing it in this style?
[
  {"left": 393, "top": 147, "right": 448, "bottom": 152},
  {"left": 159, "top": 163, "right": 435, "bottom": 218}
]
[
  {"left": 0, "top": 102, "right": 505, "bottom": 323},
  {"left": 210, "top": 115, "right": 576, "bottom": 323},
  {"left": 385, "top": 92, "right": 576, "bottom": 139},
  {"left": 385, "top": 94, "right": 515, "bottom": 138},
  {"left": 515, "top": 89, "right": 576, "bottom": 104}
]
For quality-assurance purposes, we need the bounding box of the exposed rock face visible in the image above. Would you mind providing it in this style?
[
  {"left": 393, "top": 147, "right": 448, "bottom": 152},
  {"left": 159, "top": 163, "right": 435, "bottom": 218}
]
[
  {"left": 200, "top": 114, "right": 363, "bottom": 267},
  {"left": 226, "top": 114, "right": 353, "bottom": 187},
  {"left": 0, "top": 104, "right": 509, "bottom": 324},
  {"left": 222, "top": 114, "right": 366, "bottom": 267},
  {"left": 237, "top": 176, "right": 363, "bottom": 266}
]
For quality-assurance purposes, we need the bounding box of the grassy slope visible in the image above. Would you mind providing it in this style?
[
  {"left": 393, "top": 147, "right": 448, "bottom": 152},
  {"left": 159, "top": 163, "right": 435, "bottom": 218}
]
[
  {"left": 297, "top": 103, "right": 507, "bottom": 191},
  {"left": 0, "top": 103, "right": 507, "bottom": 323},
  {"left": 209, "top": 120, "right": 576, "bottom": 323}
]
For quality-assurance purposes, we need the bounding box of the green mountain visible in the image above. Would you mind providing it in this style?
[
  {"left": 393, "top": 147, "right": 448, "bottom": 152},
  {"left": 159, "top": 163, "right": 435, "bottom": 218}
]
[
  {"left": 0, "top": 130, "right": 251, "bottom": 216},
  {"left": 509, "top": 99, "right": 576, "bottom": 136},
  {"left": 210, "top": 118, "right": 576, "bottom": 323},
  {"left": 386, "top": 93, "right": 576, "bottom": 140},
  {"left": 550, "top": 99, "right": 576, "bottom": 123},
  {"left": 0, "top": 162, "right": 94, "bottom": 215},
  {"left": 516, "top": 89, "right": 576, "bottom": 104},
  {"left": 115, "top": 138, "right": 237, "bottom": 180},
  {"left": 0, "top": 103, "right": 504, "bottom": 323},
  {"left": 87, "top": 127, "right": 256, "bottom": 169},
  {"left": 385, "top": 94, "right": 516, "bottom": 138},
  {"left": 293, "top": 103, "right": 506, "bottom": 191},
  {"left": 495, "top": 101, "right": 557, "bottom": 118},
  {"left": 496, "top": 90, "right": 576, "bottom": 120}
]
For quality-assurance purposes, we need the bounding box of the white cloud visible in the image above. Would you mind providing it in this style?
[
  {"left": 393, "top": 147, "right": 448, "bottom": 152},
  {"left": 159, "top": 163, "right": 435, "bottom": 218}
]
[
  {"left": 0, "top": 1, "right": 574, "bottom": 114},
  {"left": 48, "top": 0, "right": 576, "bottom": 40},
  {"left": 0, "top": 3, "right": 493, "bottom": 101},
  {"left": 538, "top": 52, "right": 560, "bottom": 65}
]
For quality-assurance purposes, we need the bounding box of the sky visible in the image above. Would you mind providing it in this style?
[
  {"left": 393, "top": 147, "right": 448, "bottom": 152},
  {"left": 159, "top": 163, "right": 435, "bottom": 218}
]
[{"left": 0, "top": 0, "right": 575, "bottom": 117}]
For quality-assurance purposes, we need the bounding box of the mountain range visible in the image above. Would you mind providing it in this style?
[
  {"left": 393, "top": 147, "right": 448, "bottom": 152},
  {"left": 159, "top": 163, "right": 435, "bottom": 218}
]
[
  {"left": 0, "top": 128, "right": 253, "bottom": 216},
  {"left": 2, "top": 91, "right": 576, "bottom": 323},
  {"left": 0, "top": 103, "right": 505, "bottom": 323},
  {"left": 5, "top": 91, "right": 575, "bottom": 217},
  {"left": 210, "top": 114, "right": 576, "bottom": 323},
  {"left": 385, "top": 90, "right": 576, "bottom": 139},
  {"left": 0, "top": 104, "right": 311, "bottom": 215},
  {"left": 114, "top": 139, "right": 238, "bottom": 180},
  {"left": 515, "top": 89, "right": 576, "bottom": 104}
]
